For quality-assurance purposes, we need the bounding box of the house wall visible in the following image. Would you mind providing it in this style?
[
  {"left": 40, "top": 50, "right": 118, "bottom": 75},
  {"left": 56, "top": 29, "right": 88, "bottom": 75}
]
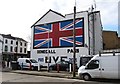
[
  {"left": 103, "top": 31, "right": 118, "bottom": 49},
  {"left": 31, "top": 10, "right": 103, "bottom": 67}
]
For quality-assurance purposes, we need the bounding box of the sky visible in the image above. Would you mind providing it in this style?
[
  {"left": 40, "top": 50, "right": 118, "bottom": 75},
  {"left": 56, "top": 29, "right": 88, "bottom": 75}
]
[{"left": 0, "top": 0, "right": 119, "bottom": 50}]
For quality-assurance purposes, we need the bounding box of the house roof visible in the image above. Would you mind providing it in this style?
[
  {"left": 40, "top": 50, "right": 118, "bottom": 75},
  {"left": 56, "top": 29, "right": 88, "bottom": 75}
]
[
  {"left": 0, "top": 34, "right": 27, "bottom": 42},
  {"left": 31, "top": 9, "right": 65, "bottom": 28}
]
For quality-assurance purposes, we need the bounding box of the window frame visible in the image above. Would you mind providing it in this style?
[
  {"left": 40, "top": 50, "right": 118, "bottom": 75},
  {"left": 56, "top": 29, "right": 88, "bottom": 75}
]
[{"left": 85, "top": 60, "right": 99, "bottom": 69}]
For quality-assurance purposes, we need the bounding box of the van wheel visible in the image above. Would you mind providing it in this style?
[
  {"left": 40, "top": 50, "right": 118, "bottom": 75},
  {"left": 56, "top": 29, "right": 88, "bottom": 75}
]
[{"left": 83, "top": 74, "right": 91, "bottom": 81}]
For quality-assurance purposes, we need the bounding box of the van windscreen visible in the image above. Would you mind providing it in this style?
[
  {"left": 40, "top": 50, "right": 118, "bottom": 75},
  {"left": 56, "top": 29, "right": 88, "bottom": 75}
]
[{"left": 30, "top": 59, "right": 38, "bottom": 63}]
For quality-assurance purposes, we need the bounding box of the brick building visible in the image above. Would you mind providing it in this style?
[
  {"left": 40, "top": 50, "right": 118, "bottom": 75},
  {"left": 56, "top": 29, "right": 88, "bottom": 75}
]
[
  {"left": 103, "top": 31, "right": 119, "bottom": 50},
  {"left": 118, "top": 37, "right": 120, "bottom": 48}
]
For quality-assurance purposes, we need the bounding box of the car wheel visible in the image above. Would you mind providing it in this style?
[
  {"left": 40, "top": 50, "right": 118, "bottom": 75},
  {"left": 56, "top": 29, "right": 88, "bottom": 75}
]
[
  {"left": 31, "top": 66, "right": 34, "bottom": 70},
  {"left": 18, "top": 65, "right": 21, "bottom": 70},
  {"left": 83, "top": 74, "right": 91, "bottom": 81},
  {"left": 66, "top": 68, "right": 69, "bottom": 71}
]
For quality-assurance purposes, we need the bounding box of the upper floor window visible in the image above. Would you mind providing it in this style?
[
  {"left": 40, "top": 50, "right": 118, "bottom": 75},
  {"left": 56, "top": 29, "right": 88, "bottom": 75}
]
[
  {"left": 11, "top": 40, "right": 13, "bottom": 44},
  {"left": 20, "top": 47, "right": 22, "bottom": 53},
  {"left": 5, "top": 39, "right": 8, "bottom": 44},
  {"left": 16, "top": 41, "right": 18, "bottom": 45},
  {"left": 20, "top": 42, "right": 22, "bottom": 46},
  {"left": 10, "top": 46, "right": 13, "bottom": 52},
  {"left": 14, "top": 47, "right": 18, "bottom": 52},
  {"left": 24, "top": 43, "right": 27, "bottom": 46},
  {"left": 5, "top": 45, "right": 8, "bottom": 52},
  {"left": 24, "top": 48, "right": 26, "bottom": 53}
]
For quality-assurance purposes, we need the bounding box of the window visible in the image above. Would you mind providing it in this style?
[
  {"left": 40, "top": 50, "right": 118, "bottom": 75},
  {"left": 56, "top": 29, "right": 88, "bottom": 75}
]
[
  {"left": 85, "top": 60, "right": 99, "bottom": 69},
  {"left": 10, "top": 46, "right": 13, "bottom": 52},
  {"left": 5, "top": 39, "right": 8, "bottom": 44},
  {"left": 11, "top": 40, "right": 13, "bottom": 44},
  {"left": 30, "top": 59, "right": 37, "bottom": 63},
  {"left": 24, "top": 43, "right": 27, "bottom": 46},
  {"left": 20, "top": 48, "right": 22, "bottom": 53},
  {"left": 20, "top": 42, "right": 22, "bottom": 46},
  {"left": 26, "top": 60, "right": 31, "bottom": 63},
  {"left": 15, "top": 47, "right": 18, "bottom": 52},
  {"left": 24, "top": 48, "right": 26, "bottom": 53},
  {"left": 5, "top": 45, "right": 8, "bottom": 52}
]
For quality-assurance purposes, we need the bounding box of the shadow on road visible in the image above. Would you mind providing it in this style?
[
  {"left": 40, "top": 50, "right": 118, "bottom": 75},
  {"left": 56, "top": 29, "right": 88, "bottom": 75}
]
[{"left": 91, "top": 78, "right": 120, "bottom": 83}]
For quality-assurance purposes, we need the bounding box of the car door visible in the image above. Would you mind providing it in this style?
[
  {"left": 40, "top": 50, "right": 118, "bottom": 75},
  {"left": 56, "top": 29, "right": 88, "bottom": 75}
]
[{"left": 25, "top": 59, "right": 31, "bottom": 69}]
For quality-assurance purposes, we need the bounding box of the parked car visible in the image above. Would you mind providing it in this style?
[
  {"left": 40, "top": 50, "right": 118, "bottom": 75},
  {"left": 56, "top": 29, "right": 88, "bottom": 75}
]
[
  {"left": 49, "top": 61, "right": 78, "bottom": 71},
  {"left": 17, "top": 58, "right": 43, "bottom": 70}
]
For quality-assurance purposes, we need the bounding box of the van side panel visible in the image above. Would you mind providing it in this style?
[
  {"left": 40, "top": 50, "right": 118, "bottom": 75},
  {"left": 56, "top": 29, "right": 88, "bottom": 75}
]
[
  {"left": 118, "top": 55, "right": 120, "bottom": 79},
  {"left": 100, "top": 56, "right": 118, "bottom": 79}
]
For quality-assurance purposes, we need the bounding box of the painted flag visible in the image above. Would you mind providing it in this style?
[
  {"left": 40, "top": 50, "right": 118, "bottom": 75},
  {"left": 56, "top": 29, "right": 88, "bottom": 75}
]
[{"left": 34, "top": 18, "right": 84, "bottom": 48}]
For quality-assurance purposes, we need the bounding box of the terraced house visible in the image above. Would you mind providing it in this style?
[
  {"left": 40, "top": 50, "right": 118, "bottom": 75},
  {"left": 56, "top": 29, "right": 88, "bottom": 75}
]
[{"left": 0, "top": 34, "right": 28, "bottom": 62}]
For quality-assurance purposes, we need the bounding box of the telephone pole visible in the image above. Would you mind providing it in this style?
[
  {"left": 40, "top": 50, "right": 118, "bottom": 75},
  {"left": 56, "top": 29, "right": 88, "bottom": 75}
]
[{"left": 73, "top": 1, "right": 76, "bottom": 77}]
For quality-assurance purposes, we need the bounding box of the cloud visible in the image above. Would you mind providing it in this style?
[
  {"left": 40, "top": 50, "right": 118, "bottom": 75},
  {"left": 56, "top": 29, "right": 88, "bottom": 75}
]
[{"left": 0, "top": 0, "right": 119, "bottom": 41}]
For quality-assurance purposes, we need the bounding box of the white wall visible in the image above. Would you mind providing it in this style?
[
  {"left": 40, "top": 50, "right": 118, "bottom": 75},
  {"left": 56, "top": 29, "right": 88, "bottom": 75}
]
[
  {"left": 31, "top": 10, "right": 90, "bottom": 66},
  {"left": 31, "top": 10, "right": 103, "bottom": 66},
  {"left": 0, "top": 35, "right": 3, "bottom": 54},
  {"left": 31, "top": 47, "right": 88, "bottom": 67},
  {"left": 88, "top": 11, "right": 103, "bottom": 55},
  {"left": 94, "top": 12, "right": 103, "bottom": 54},
  {"left": 3, "top": 38, "right": 27, "bottom": 54}
]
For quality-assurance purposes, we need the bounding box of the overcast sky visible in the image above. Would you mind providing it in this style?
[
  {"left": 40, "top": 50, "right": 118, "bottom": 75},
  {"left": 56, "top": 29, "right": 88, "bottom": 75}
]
[{"left": 0, "top": 0, "right": 119, "bottom": 45}]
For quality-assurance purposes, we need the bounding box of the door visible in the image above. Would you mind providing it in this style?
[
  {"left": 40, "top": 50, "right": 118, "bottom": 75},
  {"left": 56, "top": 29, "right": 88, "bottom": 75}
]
[
  {"left": 25, "top": 59, "right": 31, "bottom": 69},
  {"left": 85, "top": 60, "right": 101, "bottom": 78}
]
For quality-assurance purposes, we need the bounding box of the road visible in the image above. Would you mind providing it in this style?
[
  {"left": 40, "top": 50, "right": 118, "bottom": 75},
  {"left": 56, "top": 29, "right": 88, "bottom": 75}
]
[{"left": 2, "top": 72, "right": 120, "bottom": 84}]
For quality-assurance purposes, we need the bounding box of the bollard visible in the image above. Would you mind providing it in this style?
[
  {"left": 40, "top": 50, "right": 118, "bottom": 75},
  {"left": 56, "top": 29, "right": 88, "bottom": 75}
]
[
  {"left": 5, "top": 61, "right": 7, "bottom": 67},
  {"left": 69, "top": 63, "right": 72, "bottom": 73},
  {"left": 21, "top": 63, "right": 23, "bottom": 70},
  {"left": 57, "top": 64, "right": 59, "bottom": 73},
  {"left": 38, "top": 62, "right": 40, "bottom": 71},
  {"left": 9, "top": 62, "right": 11, "bottom": 68}
]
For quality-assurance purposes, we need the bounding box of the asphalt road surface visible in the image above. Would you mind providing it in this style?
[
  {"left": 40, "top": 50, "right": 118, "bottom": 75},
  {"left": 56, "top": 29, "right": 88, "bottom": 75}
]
[{"left": 2, "top": 72, "right": 120, "bottom": 84}]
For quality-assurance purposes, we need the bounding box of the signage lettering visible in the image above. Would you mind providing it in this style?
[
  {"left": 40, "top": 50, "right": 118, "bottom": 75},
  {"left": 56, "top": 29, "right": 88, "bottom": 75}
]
[
  {"left": 67, "top": 49, "right": 79, "bottom": 53},
  {"left": 37, "top": 50, "right": 56, "bottom": 54},
  {"left": 45, "top": 56, "right": 67, "bottom": 63}
]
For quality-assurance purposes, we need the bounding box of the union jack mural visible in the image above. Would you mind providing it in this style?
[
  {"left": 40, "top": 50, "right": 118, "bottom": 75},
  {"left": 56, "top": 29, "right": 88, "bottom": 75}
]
[{"left": 33, "top": 18, "right": 84, "bottom": 48}]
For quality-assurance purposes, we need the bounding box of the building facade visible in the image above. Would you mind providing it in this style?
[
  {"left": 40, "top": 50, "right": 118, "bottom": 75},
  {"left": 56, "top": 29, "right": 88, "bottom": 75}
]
[
  {"left": 0, "top": 34, "right": 28, "bottom": 61},
  {"left": 31, "top": 9, "right": 103, "bottom": 67},
  {"left": 118, "top": 37, "right": 120, "bottom": 48},
  {"left": 103, "top": 31, "right": 119, "bottom": 50}
]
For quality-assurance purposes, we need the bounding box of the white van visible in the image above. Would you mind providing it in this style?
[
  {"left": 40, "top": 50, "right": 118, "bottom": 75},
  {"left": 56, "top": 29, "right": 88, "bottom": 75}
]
[
  {"left": 17, "top": 58, "right": 42, "bottom": 70},
  {"left": 78, "top": 53, "right": 120, "bottom": 81}
]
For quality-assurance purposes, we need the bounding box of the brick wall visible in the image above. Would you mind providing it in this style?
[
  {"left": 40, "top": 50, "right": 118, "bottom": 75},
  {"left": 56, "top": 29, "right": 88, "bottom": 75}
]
[{"left": 103, "top": 31, "right": 119, "bottom": 50}]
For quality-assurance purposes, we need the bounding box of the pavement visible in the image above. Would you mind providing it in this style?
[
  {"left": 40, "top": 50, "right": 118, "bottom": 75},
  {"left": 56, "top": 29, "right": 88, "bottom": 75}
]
[{"left": 2, "top": 67, "right": 79, "bottom": 79}]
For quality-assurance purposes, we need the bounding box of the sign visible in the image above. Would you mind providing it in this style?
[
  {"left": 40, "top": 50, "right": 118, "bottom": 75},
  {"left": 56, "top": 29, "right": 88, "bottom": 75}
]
[{"left": 33, "top": 18, "right": 84, "bottom": 48}]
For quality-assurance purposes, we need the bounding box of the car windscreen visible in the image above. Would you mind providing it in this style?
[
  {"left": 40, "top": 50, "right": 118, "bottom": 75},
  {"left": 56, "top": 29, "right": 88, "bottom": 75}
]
[{"left": 30, "top": 59, "right": 38, "bottom": 63}]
